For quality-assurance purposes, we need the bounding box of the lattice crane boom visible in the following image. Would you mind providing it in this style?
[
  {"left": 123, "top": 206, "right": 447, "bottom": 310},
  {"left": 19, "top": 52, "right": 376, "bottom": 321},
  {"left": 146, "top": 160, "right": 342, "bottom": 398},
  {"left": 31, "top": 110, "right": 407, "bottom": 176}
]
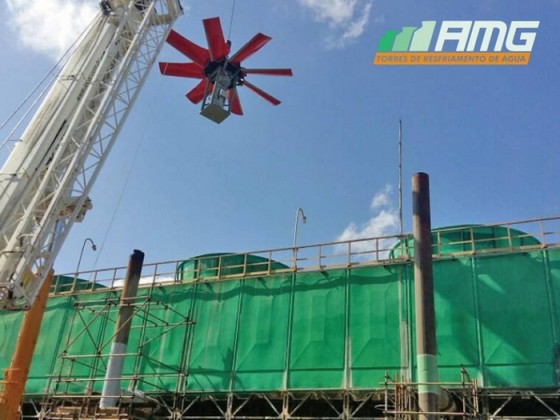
[{"left": 0, "top": 0, "right": 182, "bottom": 310}]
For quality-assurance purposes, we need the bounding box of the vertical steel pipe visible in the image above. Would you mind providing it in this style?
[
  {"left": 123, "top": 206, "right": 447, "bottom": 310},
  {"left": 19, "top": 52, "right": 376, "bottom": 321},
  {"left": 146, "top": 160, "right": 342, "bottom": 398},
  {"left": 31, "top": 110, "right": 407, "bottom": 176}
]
[
  {"left": 99, "top": 250, "right": 144, "bottom": 409},
  {"left": 412, "top": 173, "right": 439, "bottom": 419}
]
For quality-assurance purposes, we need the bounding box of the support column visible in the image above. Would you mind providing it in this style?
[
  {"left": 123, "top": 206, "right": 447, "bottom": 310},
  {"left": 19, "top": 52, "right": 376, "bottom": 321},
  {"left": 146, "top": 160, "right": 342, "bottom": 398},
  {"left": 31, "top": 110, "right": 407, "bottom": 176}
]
[
  {"left": 0, "top": 271, "right": 53, "bottom": 420},
  {"left": 99, "top": 250, "right": 144, "bottom": 409},
  {"left": 412, "top": 173, "right": 439, "bottom": 419}
]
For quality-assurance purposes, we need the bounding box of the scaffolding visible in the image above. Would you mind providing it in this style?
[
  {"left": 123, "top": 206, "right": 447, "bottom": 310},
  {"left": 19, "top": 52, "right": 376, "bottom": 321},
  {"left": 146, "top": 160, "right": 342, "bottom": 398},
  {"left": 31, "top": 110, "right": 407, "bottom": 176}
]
[
  {"left": 37, "top": 286, "right": 193, "bottom": 419},
  {"left": 381, "top": 369, "right": 481, "bottom": 419},
  {"left": 22, "top": 388, "right": 560, "bottom": 419}
]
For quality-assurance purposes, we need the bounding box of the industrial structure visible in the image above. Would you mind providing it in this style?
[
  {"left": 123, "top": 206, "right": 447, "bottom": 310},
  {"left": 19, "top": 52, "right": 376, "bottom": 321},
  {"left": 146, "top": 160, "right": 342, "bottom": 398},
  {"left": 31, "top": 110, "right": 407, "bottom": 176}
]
[
  {"left": 0, "top": 1, "right": 557, "bottom": 418},
  {"left": 0, "top": 0, "right": 182, "bottom": 311},
  {"left": 1, "top": 216, "right": 560, "bottom": 418},
  {"left": 0, "top": 1, "right": 181, "bottom": 415}
]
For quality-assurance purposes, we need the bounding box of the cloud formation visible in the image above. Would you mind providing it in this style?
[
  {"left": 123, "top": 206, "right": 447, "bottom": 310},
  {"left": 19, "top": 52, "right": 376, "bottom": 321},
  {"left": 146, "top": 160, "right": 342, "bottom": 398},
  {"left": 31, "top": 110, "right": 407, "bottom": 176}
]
[
  {"left": 6, "top": 0, "right": 373, "bottom": 57},
  {"left": 6, "top": 0, "right": 98, "bottom": 60},
  {"left": 336, "top": 185, "right": 399, "bottom": 260},
  {"left": 370, "top": 184, "right": 392, "bottom": 210},
  {"left": 298, "top": 0, "right": 373, "bottom": 48}
]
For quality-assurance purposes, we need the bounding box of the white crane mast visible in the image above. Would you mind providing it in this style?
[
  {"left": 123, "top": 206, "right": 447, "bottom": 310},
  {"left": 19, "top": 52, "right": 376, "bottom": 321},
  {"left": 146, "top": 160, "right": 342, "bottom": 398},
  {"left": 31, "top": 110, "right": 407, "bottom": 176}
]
[{"left": 0, "top": 0, "right": 182, "bottom": 310}]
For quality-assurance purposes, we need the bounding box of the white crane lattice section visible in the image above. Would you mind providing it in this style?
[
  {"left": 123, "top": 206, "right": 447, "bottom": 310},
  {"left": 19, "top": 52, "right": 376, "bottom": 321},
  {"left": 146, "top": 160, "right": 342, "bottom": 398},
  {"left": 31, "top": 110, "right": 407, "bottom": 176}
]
[{"left": 0, "top": 0, "right": 182, "bottom": 310}]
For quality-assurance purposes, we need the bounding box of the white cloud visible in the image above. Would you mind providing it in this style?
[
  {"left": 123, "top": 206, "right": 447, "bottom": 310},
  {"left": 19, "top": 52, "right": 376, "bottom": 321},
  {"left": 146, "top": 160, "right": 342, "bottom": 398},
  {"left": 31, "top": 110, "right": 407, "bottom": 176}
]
[
  {"left": 6, "top": 0, "right": 99, "bottom": 61},
  {"left": 336, "top": 2, "right": 372, "bottom": 46},
  {"left": 337, "top": 209, "right": 398, "bottom": 242},
  {"left": 370, "top": 184, "right": 392, "bottom": 210},
  {"left": 298, "top": 0, "right": 373, "bottom": 48},
  {"left": 336, "top": 186, "right": 399, "bottom": 260},
  {"left": 299, "top": 0, "right": 355, "bottom": 26}
]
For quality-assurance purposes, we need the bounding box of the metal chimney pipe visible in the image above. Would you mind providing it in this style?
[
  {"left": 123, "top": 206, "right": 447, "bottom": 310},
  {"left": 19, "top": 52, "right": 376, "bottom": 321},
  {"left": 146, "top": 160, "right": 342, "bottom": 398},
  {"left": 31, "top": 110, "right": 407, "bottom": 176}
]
[
  {"left": 99, "top": 249, "right": 144, "bottom": 409},
  {"left": 412, "top": 173, "right": 439, "bottom": 419}
]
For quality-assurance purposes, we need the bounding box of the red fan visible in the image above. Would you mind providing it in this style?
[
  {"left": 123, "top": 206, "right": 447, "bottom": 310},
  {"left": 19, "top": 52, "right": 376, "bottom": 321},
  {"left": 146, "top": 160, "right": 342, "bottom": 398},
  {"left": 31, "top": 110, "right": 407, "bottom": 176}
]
[{"left": 159, "top": 17, "right": 293, "bottom": 122}]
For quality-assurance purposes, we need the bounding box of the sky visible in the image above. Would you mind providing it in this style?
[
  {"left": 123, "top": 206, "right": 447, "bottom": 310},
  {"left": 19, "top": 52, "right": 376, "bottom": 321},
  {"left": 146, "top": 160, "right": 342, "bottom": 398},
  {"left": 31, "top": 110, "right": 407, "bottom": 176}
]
[{"left": 0, "top": 0, "right": 559, "bottom": 275}]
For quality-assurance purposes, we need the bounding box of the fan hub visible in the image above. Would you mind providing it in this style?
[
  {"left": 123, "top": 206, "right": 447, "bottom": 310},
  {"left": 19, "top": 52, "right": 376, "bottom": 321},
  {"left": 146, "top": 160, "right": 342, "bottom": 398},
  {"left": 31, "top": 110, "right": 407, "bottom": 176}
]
[{"left": 204, "top": 59, "right": 244, "bottom": 89}]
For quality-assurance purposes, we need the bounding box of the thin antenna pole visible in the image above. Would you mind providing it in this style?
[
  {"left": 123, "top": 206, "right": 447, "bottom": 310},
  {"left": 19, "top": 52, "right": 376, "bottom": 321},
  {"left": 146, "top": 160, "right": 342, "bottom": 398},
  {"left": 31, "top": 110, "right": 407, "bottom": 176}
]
[
  {"left": 227, "top": 0, "right": 238, "bottom": 41},
  {"left": 399, "top": 119, "right": 403, "bottom": 236}
]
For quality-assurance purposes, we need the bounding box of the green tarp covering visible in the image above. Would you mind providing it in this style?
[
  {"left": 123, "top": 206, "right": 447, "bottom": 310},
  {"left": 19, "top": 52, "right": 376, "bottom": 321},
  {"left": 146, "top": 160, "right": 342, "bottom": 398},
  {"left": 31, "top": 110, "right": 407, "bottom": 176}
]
[{"left": 1, "top": 245, "right": 559, "bottom": 397}]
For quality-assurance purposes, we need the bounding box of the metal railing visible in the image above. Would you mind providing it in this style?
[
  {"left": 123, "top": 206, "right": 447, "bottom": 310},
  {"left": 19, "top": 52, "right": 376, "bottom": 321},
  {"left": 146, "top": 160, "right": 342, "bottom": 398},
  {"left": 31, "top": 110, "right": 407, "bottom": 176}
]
[{"left": 51, "top": 216, "right": 560, "bottom": 295}]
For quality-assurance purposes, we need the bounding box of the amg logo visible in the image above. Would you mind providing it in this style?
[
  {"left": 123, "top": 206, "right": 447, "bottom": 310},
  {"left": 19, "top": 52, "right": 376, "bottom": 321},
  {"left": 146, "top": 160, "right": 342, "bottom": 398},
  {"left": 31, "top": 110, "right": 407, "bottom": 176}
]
[
  {"left": 435, "top": 21, "right": 539, "bottom": 52},
  {"left": 374, "top": 20, "right": 539, "bottom": 66}
]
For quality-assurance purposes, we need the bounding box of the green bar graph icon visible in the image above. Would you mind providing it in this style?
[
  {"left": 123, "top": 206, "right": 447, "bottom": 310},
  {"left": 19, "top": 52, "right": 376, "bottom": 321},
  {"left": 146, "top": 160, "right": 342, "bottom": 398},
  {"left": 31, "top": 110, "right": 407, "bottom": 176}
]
[{"left": 377, "top": 21, "right": 436, "bottom": 52}]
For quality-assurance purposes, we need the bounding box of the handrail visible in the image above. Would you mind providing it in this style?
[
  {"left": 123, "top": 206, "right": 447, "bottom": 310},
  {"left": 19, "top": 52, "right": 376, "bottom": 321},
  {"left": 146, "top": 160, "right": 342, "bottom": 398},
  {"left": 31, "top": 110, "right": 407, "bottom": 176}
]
[{"left": 52, "top": 215, "right": 560, "bottom": 295}]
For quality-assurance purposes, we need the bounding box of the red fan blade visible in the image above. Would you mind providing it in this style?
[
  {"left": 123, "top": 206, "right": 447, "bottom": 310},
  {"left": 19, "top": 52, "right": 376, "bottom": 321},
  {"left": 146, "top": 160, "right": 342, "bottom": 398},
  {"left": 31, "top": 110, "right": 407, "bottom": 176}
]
[
  {"left": 159, "top": 62, "right": 204, "bottom": 78},
  {"left": 167, "top": 29, "right": 209, "bottom": 67},
  {"left": 230, "top": 33, "right": 271, "bottom": 64},
  {"left": 243, "top": 68, "right": 293, "bottom": 76},
  {"left": 228, "top": 89, "right": 243, "bottom": 115},
  {"left": 243, "top": 80, "right": 281, "bottom": 105},
  {"left": 186, "top": 79, "right": 211, "bottom": 104},
  {"left": 203, "top": 17, "right": 229, "bottom": 61}
]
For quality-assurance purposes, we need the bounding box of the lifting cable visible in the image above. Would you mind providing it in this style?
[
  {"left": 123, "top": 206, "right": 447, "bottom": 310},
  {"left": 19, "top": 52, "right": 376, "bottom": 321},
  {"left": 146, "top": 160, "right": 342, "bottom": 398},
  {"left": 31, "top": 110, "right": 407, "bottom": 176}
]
[
  {"left": 90, "top": 76, "right": 166, "bottom": 273},
  {"left": 227, "top": 0, "right": 238, "bottom": 41}
]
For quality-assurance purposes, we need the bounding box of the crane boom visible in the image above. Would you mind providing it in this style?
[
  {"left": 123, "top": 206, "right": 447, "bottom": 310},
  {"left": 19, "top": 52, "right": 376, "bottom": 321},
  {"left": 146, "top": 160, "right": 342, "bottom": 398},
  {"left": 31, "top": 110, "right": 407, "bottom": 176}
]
[{"left": 0, "top": 0, "right": 182, "bottom": 310}]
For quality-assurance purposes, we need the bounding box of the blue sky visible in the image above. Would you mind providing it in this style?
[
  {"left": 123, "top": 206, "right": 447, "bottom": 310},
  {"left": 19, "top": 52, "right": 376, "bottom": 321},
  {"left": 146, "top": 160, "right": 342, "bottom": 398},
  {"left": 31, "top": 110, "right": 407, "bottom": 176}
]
[{"left": 0, "top": 0, "right": 559, "bottom": 274}]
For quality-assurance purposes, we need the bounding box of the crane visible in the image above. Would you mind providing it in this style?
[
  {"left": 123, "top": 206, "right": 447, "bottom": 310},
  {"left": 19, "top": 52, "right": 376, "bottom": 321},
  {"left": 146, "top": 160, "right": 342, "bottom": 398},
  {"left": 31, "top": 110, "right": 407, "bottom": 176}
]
[{"left": 0, "top": 0, "right": 182, "bottom": 311}]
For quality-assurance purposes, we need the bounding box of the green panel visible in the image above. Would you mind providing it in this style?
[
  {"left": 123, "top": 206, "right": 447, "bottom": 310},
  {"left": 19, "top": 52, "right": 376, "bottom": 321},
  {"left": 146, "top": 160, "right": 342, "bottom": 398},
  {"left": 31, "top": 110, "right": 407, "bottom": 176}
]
[
  {"left": 546, "top": 248, "right": 560, "bottom": 342},
  {"left": 187, "top": 280, "right": 242, "bottom": 392},
  {"left": 476, "top": 251, "right": 555, "bottom": 387},
  {"left": 349, "top": 266, "right": 400, "bottom": 388},
  {"left": 0, "top": 310, "right": 23, "bottom": 380},
  {"left": 51, "top": 291, "right": 117, "bottom": 395},
  {"left": 433, "top": 258, "right": 480, "bottom": 380},
  {"left": 484, "top": 364, "right": 554, "bottom": 388},
  {"left": 124, "top": 285, "right": 194, "bottom": 393},
  {"left": 26, "top": 296, "right": 73, "bottom": 394},
  {"left": 289, "top": 270, "right": 346, "bottom": 389},
  {"left": 2, "top": 238, "right": 559, "bottom": 399},
  {"left": 233, "top": 275, "right": 292, "bottom": 391}
]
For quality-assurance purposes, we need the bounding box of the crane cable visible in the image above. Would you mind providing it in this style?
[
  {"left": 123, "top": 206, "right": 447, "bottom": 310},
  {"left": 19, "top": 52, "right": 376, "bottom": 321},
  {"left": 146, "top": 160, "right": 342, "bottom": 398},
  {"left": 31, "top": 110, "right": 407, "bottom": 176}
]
[
  {"left": 90, "top": 76, "right": 166, "bottom": 273},
  {"left": 227, "top": 0, "right": 237, "bottom": 41}
]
